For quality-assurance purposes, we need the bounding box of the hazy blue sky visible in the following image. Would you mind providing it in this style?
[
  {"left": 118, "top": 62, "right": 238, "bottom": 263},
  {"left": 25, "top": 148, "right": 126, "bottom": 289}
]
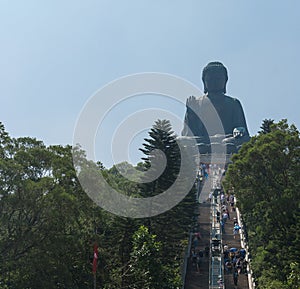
[{"left": 1, "top": 1, "right": 299, "bottom": 168}]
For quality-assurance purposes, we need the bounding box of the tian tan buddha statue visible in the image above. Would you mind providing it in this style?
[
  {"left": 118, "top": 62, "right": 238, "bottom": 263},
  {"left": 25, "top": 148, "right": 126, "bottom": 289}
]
[{"left": 181, "top": 62, "right": 250, "bottom": 153}]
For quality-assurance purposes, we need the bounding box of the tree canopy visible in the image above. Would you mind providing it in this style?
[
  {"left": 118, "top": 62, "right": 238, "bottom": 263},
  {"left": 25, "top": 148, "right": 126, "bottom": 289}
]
[
  {"left": 0, "top": 120, "right": 196, "bottom": 288},
  {"left": 223, "top": 119, "right": 300, "bottom": 288}
]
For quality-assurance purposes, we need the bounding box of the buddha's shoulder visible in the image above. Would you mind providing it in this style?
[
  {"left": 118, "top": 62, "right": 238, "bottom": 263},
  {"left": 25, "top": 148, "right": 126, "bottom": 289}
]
[{"left": 224, "top": 94, "right": 241, "bottom": 104}]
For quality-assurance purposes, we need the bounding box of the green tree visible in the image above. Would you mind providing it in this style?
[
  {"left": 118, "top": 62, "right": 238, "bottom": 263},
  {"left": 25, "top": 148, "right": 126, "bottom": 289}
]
[
  {"left": 258, "top": 118, "right": 274, "bottom": 134},
  {"left": 223, "top": 119, "right": 300, "bottom": 287},
  {"left": 287, "top": 262, "right": 300, "bottom": 289},
  {"left": 139, "top": 119, "right": 181, "bottom": 198},
  {"left": 138, "top": 119, "right": 197, "bottom": 286},
  {"left": 128, "top": 225, "right": 180, "bottom": 289},
  {"left": 0, "top": 118, "right": 196, "bottom": 289},
  {"left": 0, "top": 123, "right": 107, "bottom": 288}
]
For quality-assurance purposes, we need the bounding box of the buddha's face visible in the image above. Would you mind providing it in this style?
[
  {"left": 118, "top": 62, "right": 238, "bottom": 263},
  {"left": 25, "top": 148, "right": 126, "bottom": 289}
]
[{"left": 204, "top": 70, "right": 227, "bottom": 93}]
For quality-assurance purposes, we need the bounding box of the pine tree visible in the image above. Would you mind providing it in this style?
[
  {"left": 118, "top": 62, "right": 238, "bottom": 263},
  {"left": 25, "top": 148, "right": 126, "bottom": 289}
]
[
  {"left": 138, "top": 119, "right": 197, "bottom": 286},
  {"left": 258, "top": 118, "right": 274, "bottom": 134},
  {"left": 139, "top": 119, "right": 181, "bottom": 197}
]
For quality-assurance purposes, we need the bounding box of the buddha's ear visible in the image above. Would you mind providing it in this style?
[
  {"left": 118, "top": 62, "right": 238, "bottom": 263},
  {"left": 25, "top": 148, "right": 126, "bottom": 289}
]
[{"left": 223, "top": 79, "right": 228, "bottom": 94}]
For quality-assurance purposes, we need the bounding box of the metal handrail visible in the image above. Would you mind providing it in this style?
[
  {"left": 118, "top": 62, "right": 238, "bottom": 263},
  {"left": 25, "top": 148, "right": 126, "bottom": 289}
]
[
  {"left": 209, "top": 194, "right": 224, "bottom": 289},
  {"left": 236, "top": 207, "right": 256, "bottom": 289}
]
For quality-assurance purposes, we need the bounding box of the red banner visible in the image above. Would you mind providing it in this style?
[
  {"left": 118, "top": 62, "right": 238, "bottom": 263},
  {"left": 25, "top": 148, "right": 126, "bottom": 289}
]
[{"left": 92, "top": 243, "right": 98, "bottom": 274}]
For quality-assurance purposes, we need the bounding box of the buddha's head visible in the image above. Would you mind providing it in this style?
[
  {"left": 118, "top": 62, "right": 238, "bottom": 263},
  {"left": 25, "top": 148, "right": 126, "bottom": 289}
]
[{"left": 202, "top": 62, "right": 228, "bottom": 94}]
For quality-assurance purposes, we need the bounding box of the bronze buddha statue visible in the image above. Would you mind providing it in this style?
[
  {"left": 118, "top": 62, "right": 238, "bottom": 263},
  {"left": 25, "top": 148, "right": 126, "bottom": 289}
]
[{"left": 182, "top": 62, "right": 250, "bottom": 153}]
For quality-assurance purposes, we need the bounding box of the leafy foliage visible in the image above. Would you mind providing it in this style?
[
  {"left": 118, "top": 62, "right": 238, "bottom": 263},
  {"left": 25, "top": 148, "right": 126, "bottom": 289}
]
[
  {"left": 138, "top": 119, "right": 197, "bottom": 287},
  {"left": 258, "top": 118, "right": 274, "bottom": 134},
  {"left": 0, "top": 120, "right": 195, "bottom": 288},
  {"left": 128, "top": 225, "right": 164, "bottom": 289},
  {"left": 224, "top": 119, "right": 300, "bottom": 288}
]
